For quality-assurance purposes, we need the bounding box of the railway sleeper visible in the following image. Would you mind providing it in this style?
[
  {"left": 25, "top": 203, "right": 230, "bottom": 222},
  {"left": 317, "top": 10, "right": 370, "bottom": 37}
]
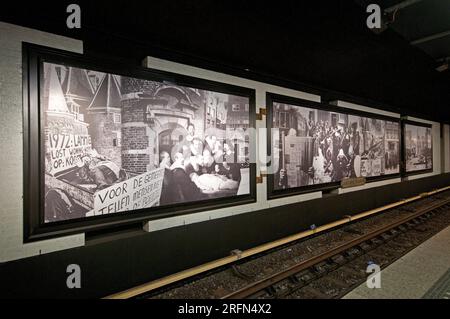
[
  {"left": 324, "top": 259, "right": 341, "bottom": 270},
  {"left": 358, "top": 241, "right": 373, "bottom": 251},
  {"left": 294, "top": 269, "right": 317, "bottom": 282},
  {"left": 388, "top": 229, "right": 401, "bottom": 238},
  {"left": 370, "top": 237, "right": 384, "bottom": 245},
  {"left": 272, "top": 279, "right": 292, "bottom": 293},
  {"left": 287, "top": 275, "right": 301, "bottom": 285},
  {"left": 264, "top": 285, "right": 278, "bottom": 297},
  {"left": 344, "top": 247, "right": 363, "bottom": 258},
  {"left": 330, "top": 254, "right": 347, "bottom": 265},
  {"left": 313, "top": 262, "right": 330, "bottom": 275},
  {"left": 380, "top": 233, "right": 392, "bottom": 241},
  {"left": 295, "top": 270, "right": 316, "bottom": 283},
  {"left": 405, "top": 221, "right": 417, "bottom": 228}
]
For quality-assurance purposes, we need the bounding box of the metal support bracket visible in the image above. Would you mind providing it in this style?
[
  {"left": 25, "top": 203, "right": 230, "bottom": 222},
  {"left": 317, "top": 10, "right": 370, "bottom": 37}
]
[
  {"left": 256, "top": 172, "right": 268, "bottom": 184},
  {"left": 343, "top": 215, "right": 353, "bottom": 222},
  {"left": 230, "top": 249, "right": 243, "bottom": 260},
  {"left": 256, "top": 108, "right": 267, "bottom": 121}
]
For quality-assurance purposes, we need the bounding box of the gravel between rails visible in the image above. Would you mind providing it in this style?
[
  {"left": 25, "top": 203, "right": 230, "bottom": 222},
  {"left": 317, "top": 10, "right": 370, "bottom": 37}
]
[{"left": 143, "top": 191, "right": 450, "bottom": 299}]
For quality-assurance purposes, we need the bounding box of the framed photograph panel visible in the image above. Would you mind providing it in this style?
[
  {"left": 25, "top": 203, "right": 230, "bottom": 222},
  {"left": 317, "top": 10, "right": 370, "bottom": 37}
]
[
  {"left": 402, "top": 120, "right": 433, "bottom": 175},
  {"left": 267, "top": 93, "right": 401, "bottom": 199},
  {"left": 23, "top": 43, "right": 256, "bottom": 241}
]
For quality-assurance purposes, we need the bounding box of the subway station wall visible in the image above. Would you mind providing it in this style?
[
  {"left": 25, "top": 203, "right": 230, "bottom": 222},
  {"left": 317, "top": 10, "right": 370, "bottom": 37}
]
[
  {"left": 1, "top": 22, "right": 450, "bottom": 298},
  {"left": 0, "top": 22, "right": 85, "bottom": 263}
]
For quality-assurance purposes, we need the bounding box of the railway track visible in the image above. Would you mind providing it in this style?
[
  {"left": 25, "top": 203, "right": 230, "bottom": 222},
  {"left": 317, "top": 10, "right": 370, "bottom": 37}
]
[
  {"left": 222, "top": 197, "right": 450, "bottom": 299},
  {"left": 106, "top": 187, "right": 450, "bottom": 299}
]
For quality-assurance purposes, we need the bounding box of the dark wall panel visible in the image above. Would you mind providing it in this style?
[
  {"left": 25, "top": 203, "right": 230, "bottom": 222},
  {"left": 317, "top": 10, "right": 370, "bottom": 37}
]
[{"left": 1, "top": 1, "right": 450, "bottom": 123}]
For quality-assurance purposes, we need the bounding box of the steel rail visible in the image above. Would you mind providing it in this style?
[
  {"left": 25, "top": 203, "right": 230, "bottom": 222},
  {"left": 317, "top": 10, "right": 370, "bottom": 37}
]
[
  {"left": 222, "top": 197, "right": 450, "bottom": 299},
  {"left": 105, "top": 185, "right": 450, "bottom": 299}
]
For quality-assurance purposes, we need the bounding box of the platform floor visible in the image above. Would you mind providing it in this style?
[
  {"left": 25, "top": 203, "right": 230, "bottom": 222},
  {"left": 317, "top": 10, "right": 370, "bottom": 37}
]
[{"left": 343, "top": 225, "right": 450, "bottom": 299}]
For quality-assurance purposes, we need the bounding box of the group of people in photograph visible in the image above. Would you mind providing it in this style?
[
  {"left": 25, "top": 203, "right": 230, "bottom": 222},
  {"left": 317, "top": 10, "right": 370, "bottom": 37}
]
[
  {"left": 158, "top": 124, "right": 243, "bottom": 205},
  {"left": 404, "top": 124, "right": 433, "bottom": 172},
  {"left": 308, "top": 119, "right": 370, "bottom": 180},
  {"left": 275, "top": 110, "right": 397, "bottom": 189}
]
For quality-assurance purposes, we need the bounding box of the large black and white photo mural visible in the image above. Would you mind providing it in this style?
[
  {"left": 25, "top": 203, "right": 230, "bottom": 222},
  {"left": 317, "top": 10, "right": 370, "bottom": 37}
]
[
  {"left": 268, "top": 95, "right": 400, "bottom": 196},
  {"left": 403, "top": 122, "right": 433, "bottom": 173},
  {"left": 42, "top": 62, "right": 252, "bottom": 223}
]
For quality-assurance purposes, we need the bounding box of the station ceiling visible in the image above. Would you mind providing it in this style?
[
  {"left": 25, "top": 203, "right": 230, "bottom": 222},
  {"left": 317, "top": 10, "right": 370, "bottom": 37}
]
[
  {"left": 1, "top": 1, "right": 449, "bottom": 123},
  {"left": 356, "top": 0, "right": 450, "bottom": 68}
]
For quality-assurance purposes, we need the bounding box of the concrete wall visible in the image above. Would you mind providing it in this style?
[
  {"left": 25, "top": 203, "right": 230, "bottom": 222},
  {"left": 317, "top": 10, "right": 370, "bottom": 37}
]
[
  {"left": 0, "top": 22, "right": 85, "bottom": 263},
  {"left": 0, "top": 22, "right": 447, "bottom": 263}
]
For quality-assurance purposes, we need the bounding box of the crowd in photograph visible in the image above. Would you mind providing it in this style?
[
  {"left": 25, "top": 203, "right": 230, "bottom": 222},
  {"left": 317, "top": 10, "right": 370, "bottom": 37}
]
[
  {"left": 159, "top": 124, "right": 244, "bottom": 205},
  {"left": 276, "top": 114, "right": 394, "bottom": 189}
]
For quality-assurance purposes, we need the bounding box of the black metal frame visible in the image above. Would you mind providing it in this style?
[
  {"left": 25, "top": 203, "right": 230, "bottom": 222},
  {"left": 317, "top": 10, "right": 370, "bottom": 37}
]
[
  {"left": 23, "top": 43, "right": 257, "bottom": 242},
  {"left": 266, "top": 93, "right": 402, "bottom": 199},
  {"left": 401, "top": 119, "right": 434, "bottom": 177}
]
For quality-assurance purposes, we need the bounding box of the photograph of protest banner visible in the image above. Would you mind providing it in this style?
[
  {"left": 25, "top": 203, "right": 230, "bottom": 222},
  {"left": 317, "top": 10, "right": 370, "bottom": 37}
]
[
  {"left": 41, "top": 61, "right": 253, "bottom": 223},
  {"left": 268, "top": 95, "right": 400, "bottom": 194},
  {"left": 404, "top": 122, "right": 433, "bottom": 173}
]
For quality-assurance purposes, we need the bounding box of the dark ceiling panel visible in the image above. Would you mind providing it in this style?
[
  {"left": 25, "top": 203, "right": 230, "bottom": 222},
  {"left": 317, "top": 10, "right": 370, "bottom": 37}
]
[
  {"left": 355, "top": 0, "right": 450, "bottom": 59},
  {"left": 417, "top": 36, "right": 450, "bottom": 59},
  {"left": 1, "top": 0, "right": 449, "bottom": 122},
  {"left": 388, "top": 0, "right": 450, "bottom": 41}
]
